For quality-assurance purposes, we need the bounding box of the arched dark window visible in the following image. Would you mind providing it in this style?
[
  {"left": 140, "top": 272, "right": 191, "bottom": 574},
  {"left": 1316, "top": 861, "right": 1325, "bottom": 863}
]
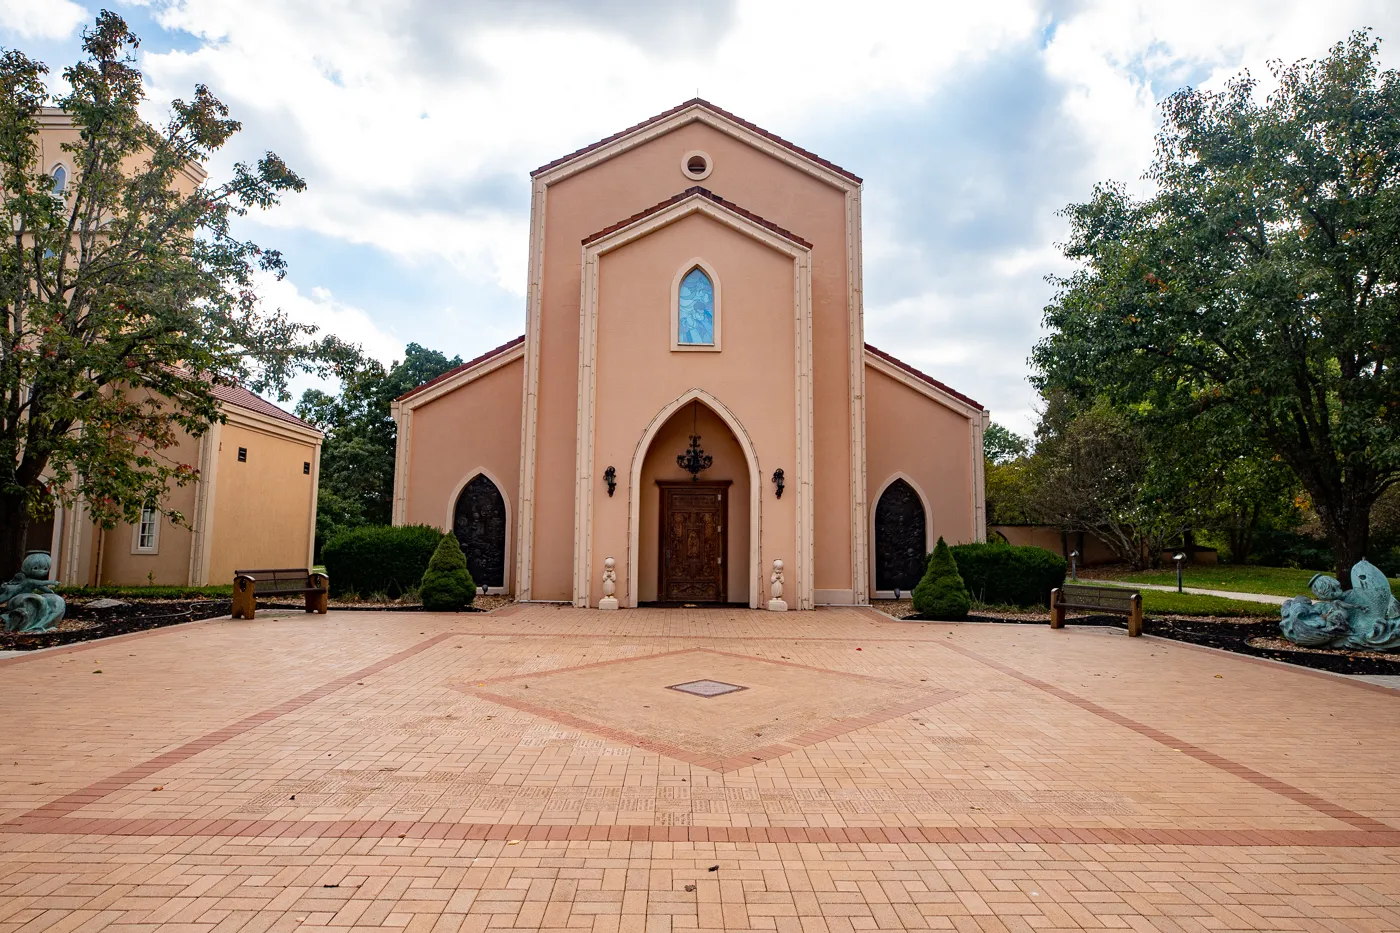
[
  {"left": 51, "top": 165, "right": 66, "bottom": 195},
  {"left": 874, "top": 478, "right": 926, "bottom": 592},
  {"left": 677, "top": 267, "right": 714, "bottom": 345},
  {"left": 453, "top": 474, "right": 506, "bottom": 588}
]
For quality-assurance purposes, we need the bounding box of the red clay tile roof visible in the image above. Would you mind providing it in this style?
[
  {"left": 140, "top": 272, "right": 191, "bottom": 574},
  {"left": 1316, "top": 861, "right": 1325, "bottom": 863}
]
[
  {"left": 397, "top": 335, "right": 526, "bottom": 402},
  {"left": 582, "top": 186, "right": 812, "bottom": 249},
  {"left": 532, "top": 98, "right": 861, "bottom": 184},
  {"left": 209, "top": 382, "right": 320, "bottom": 431},
  {"left": 865, "top": 343, "right": 985, "bottom": 412}
]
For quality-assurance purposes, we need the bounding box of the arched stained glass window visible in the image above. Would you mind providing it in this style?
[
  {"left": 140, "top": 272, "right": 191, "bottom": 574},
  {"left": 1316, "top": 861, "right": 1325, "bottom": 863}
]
[
  {"left": 677, "top": 267, "right": 714, "bottom": 345},
  {"left": 51, "top": 165, "right": 66, "bottom": 195}
]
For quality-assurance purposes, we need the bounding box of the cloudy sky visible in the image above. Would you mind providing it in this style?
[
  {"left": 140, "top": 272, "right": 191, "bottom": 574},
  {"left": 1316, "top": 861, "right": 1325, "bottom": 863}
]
[{"left": 4, "top": 0, "right": 1399, "bottom": 435}]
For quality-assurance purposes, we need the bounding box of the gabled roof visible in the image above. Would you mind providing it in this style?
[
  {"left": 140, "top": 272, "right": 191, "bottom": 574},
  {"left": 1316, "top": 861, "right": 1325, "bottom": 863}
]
[
  {"left": 209, "top": 382, "right": 319, "bottom": 431},
  {"left": 531, "top": 98, "right": 861, "bottom": 185},
  {"left": 397, "top": 335, "right": 526, "bottom": 402},
  {"left": 583, "top": 186, "right": 812, "bottom": 249},
  {"left": 865, "top": 344, "right": 985, "bottom": 412}
]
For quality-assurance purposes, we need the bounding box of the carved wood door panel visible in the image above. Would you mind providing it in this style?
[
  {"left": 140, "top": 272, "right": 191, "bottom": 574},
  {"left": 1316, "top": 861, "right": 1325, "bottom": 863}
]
[
  {"left": 453, "top": 474, "right": 506, "bottom": 588},
  {"left": 658, "top": 482, "right": 728, "bottom": 603},
  {"left": 874, "top": 478, "right": 926, "bottom": 592}
]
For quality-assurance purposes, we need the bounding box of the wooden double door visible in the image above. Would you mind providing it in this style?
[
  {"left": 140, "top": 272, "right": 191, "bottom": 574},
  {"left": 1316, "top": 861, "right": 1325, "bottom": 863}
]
[{"left": 657, "top": 481, "right": 729, "bottom": 603}]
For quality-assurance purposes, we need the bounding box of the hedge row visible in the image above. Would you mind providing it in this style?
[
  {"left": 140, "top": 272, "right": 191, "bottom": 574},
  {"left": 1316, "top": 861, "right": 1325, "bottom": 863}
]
[
  {"left": 321, "top": 524, "right": 443, "bottom": 598},
  {"left": 943, "top": 542, "right": 1067, "bottom": 607}
]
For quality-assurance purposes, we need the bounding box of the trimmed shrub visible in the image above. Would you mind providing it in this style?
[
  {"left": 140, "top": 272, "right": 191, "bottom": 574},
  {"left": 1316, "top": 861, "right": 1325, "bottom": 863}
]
[
  {"left": 949, "top": 542, "right": 1067, "bottom": 607},
  {"left": 420, "top": 533, "right": 476, "bottom": 611},
  {"left": 912, "top": 536, "right": 971, "bottom": 620},
  {"left": 322, "top": 524, "right": 443, "bottom": 598}
]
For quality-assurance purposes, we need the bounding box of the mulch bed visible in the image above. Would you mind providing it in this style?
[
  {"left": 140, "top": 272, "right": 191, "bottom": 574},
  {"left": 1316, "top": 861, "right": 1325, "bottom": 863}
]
[
  {"left": 0, "top": 598, "right": 232, "bottom": 652},
  {"left": 0, "top": 593, "right": 517, "bottom": 652},
  {"left": 880, "top": 602, "right": 1400, "bottom": 676}
]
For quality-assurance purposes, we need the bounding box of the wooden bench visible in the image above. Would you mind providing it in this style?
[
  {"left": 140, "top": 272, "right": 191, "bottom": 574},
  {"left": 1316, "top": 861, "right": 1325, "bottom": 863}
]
[
  {"left": 1050, "top": 584, "right": 1143, "bottom": 636},
  {"left": 232, "top": 568, "right": 328, "bottom": 620}
]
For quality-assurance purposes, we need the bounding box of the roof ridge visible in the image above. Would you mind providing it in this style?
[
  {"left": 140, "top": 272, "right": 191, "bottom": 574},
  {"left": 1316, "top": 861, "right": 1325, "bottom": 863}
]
[
  {"left": 581, "top": 186, "right": 812, "bottom": 249},
  {"left": 531, "top": 98, "right": 860, "bottom": 184},
  {"left": 865, "top": 343, "right": 985, "bottom": 412},
  {"left": 396, "top": 335, "right": 526, "bottom": 402}
]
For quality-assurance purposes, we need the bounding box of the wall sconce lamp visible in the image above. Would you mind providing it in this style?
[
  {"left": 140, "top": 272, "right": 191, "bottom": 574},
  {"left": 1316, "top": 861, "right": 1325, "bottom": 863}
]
[
  {"left": 772, "top": 468, "right": 785, "bottom": 499},
  {"left": 603, "top": 466, "right": 617, "bottom": 497}
]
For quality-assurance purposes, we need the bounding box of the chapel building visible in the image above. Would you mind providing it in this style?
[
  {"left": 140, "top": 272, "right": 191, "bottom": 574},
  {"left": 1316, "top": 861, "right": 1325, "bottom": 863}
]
[{"left": 391, "top": 100, "right": 987, "bottom": 609}]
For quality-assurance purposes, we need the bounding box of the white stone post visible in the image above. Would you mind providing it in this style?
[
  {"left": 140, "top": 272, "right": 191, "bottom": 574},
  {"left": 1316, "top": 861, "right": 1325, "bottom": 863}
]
[
  {"left": 599, "top": 556, "right": 619, "bottom": 610},
  {"left": 767, "top": 559, "right": 788, "bottom": 612}
]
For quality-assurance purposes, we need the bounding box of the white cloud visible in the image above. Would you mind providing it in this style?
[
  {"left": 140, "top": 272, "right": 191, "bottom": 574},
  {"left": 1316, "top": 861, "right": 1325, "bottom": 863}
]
[
  {"left": 256, "top": 272, "right": 403, "bottom": 364},
  {"left": 0, "top": 0, "right": 86, "bottom": 39},
  {"left": 95, "top": 0, "right": 1400, "bottom": 435}
]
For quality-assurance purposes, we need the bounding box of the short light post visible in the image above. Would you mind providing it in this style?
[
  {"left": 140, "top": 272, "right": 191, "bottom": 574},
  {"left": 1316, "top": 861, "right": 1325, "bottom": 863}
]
[
  {"left": 1069, "top": 550, "right": 1079, "bottom": 582},
  {"left": 1174, "top": 552, "right": 1186, "bottom": 593}
]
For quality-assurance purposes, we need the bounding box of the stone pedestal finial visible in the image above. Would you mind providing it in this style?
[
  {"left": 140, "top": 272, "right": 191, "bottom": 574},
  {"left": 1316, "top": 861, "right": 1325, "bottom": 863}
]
[
  {"left": 767, "top": 559, "right": 788, "bottom": 612},
  {"left": 599, "top": 557, "right": 619, "bottom": 610}
]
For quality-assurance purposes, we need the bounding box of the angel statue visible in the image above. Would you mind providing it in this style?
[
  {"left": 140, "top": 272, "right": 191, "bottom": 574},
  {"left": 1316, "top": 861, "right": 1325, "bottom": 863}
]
[
  {"left": 1279, "top": 559, "right": 1400, "bottom": 652},
  {"left": 1, "top": 551, "right": 66, "bottom": 633}
]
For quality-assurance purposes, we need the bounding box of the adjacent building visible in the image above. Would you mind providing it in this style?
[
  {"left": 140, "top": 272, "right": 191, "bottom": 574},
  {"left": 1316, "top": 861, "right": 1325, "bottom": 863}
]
[{"left": 31, "top": 385, "right": 321, "bottom": 587}]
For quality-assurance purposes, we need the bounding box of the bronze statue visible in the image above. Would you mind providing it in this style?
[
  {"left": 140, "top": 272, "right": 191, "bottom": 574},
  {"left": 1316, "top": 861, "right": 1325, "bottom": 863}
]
[
  {"left": 1, "top": 551, "right": 65, "bottom": 633},
  {"left": 1279, "top": 559, "right": 1400, "bottom": 652}
]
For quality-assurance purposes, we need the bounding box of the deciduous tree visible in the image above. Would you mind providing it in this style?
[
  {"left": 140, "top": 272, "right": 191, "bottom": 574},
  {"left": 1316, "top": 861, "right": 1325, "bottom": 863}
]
[
  {"left": 1034, "top": 31, "right": 1400, "bottom": 583},
  {"left": 0, "top": 14, "right": 356, "bottom": 575}
]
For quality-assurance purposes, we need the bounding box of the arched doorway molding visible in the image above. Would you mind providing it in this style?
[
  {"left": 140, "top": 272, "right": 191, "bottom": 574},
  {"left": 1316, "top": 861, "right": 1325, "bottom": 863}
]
[
  {"left": 868, "top": 471, "right": 933, "bottom": 598},
  {"left": 622, "top": 388, "right": 762, "bottom": 609},
  {"left": 445, "top": 466, "right": 512, "bottom": 593}
]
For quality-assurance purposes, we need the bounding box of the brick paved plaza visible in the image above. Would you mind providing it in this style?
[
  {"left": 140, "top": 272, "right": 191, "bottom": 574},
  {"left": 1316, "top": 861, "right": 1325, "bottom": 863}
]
[{"left": 2, "top": 605, "right": 1398, "bottom": 931}]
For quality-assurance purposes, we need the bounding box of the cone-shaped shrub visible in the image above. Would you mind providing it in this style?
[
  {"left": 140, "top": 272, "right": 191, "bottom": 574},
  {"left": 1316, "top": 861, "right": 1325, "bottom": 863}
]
[
  {"left": 912, "top": 536, "right": 971, "bottom": 620},
  {"left": 420, "top": 533, "right": 476, "bottom": 611}
]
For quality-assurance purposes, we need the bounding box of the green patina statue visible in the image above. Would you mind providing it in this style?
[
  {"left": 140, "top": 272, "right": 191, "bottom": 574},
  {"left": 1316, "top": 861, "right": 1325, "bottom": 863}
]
[
  {"left": 1280, "top": 559, "right": 1400, "bottom": 652},
  {"left": 1, "top": 551, "right": 65, "bottom": 633}
]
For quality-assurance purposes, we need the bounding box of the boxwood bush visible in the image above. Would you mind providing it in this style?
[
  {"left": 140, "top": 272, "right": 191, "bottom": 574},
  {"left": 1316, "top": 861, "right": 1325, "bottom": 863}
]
[
  {"left": 322, "top": 524, "right": 443, "bottom": 598},
  {"left": 948, "top": 542, "right": 1067, "bottom": 607}
]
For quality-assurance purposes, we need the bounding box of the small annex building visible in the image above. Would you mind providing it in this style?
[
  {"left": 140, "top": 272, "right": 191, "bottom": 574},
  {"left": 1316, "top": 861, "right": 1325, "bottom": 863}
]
[
  {"left": 34, "top": 384, "right": 322, "bottom": 587},
  {"left": 391, "top": 100, "right": 987, "bottom": 609}
]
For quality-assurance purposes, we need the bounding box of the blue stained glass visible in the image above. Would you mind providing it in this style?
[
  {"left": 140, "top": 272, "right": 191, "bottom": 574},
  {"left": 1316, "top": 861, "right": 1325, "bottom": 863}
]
[{"left": 677, "top": 267, "right": 714, "bottom": 345}]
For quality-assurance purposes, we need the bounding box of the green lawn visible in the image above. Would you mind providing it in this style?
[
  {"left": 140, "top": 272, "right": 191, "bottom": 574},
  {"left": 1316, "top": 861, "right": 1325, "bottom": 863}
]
[
  {"left": 57, "top": 584, "right": 234, "bottom": 599},
  {"left": 1138, "top": 590, "right": 1279, "bottom": 618},
  {"left": 976, "top": 590, "right": 1279, "bottom": 618},
  {"left": 1109, "top": 564, "right": 1400, "bottom": 599}
]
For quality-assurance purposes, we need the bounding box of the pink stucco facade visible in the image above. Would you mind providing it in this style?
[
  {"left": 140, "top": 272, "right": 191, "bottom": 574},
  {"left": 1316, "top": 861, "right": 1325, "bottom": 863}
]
[{"left": 392, "top": 100, "right": 987, "bottom": 607}]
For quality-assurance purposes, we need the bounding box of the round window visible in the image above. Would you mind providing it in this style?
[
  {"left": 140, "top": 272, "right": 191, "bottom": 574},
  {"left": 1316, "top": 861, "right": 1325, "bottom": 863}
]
[{"left": 681, "top": 150, "right": 712, "bottom": 181}]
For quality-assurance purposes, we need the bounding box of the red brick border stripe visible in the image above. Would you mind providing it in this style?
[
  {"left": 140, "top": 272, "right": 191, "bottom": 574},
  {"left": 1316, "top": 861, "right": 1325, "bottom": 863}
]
[
  {"left": 10, "top": 633, "right": 455, "bottom": 822},
  {"left": 938, "top": 641, "right": 1393, "bottom": 833},
  {"left": 1, "top": 816, "right": 1396, "bottom": 848}
]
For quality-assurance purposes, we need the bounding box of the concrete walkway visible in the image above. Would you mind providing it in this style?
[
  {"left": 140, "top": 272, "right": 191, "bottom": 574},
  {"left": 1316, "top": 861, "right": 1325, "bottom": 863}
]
[
  {"left": 1092, "top": 578, "right": 1290, "bottom": 604},
  {"left": 1, "top": 605, "right": 1397, "bottom": 931}
]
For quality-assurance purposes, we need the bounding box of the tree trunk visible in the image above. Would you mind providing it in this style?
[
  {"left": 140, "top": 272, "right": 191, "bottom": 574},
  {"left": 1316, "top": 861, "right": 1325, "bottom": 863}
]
[
  {"left": 1316, "top": 496, "right": 1372, "bottom": 588},
  {"left": 0, "top": 491, "right": 30, "bottom": 579}
]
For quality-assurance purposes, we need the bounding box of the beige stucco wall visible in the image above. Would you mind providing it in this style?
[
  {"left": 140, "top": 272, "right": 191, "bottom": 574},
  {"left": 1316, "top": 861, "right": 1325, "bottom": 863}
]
[
  {"left": 100, "top": 428, "right": 202, "bottom": 586},
  {"left": 636, "top": 401, "right": 753, "bottom": 604},
  {"left": 206, "top": 419, "right": 317, "bottom": 583},
  {"left": 531, "top": 119, "right": 854, "bottom": 601},
  {"left": 400, "top": 356, "right": 523, "bottom": 590},
  {"left": 864, "top": 364, "right": 977, "bottom": 593},
  {"left": 589, "top": 212, "right": 795, "bottom": 607}
]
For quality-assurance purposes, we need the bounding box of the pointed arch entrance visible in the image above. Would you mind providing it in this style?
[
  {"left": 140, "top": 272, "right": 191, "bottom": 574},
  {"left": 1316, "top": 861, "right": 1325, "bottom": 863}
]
[
  {"left": 627, "top": 389, "right": 760, "bottom": 608},
  {"left": 449, "top": 471, "right": 508, "bottom": 589},
  {"left": 872, "top": 474, "right": 929, "bottom": 593}
]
